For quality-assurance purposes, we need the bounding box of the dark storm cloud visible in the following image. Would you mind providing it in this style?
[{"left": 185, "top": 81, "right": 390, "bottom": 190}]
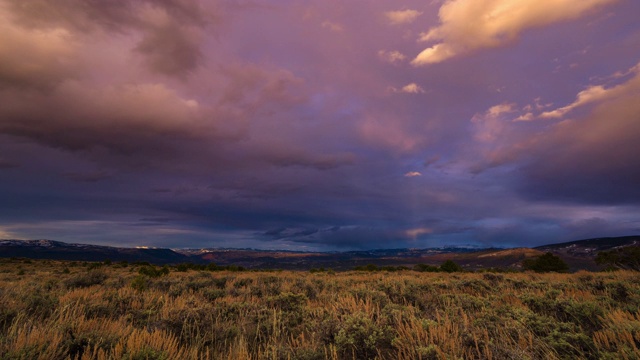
[
  {"left": 1, "top": 0, "right": 639, "bottom": 249},
  {"left": 504, "top": 68, "right": 640, "bottom": 204},
  {"left": 0, "top": 160, "right": 20, "bottom": 169},
  {"left": 134, "top": 21, "right": 203, "bottom": 76},
  {"left": 3, "top": 0, "right": 215, "bottom": 77},
  {"left": 522, "top": 101, "right": 640, "bottom": 204},
  {"left": 0, "top": 82, "right": 208, "bottom": 157},
  {"left": 4, "top": 0, "right": 136, "bottom": 31},
  {"left": 267, "top": 226, "right": 411, "bottom": 250},
  {"left": 261, "top": 150, "right": 356, "bottom": 170},
  {"left": 62, "top": 171, "right": 112, "bottom": 183}
]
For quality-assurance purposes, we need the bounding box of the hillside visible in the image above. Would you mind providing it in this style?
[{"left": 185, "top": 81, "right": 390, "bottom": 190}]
[
  {"left": 1, "top": 236, "right": 639, "bottom": 270},
  {"left": 534, "top": 236, "right": 640, "bottom": 271},
  {"left": 0, "top": 239, "right": 190, "bottom": 264}
]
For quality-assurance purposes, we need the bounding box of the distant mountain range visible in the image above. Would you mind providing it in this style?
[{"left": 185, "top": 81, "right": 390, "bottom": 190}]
[
  {"left": 1, "top": 236, "right": 639, "bottom": 270},
  {"left": 0, "top": 239, "right": 190, "bottom": 264}
]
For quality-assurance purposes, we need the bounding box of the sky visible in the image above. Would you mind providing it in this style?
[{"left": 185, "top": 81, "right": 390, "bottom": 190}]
[{"left": 1, "top": 0, "right": 640, "bottom": 250}]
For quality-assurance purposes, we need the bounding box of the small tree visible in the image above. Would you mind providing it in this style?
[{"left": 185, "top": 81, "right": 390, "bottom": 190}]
[
  {"left": 523, "top": 252, "right": 569, "bottom": 273},
  {"left": 440, "top": 260, "right": 463, "bottom": 273},
  {"left": 413, "top": 263, "right": 439, "bottom": 272}
]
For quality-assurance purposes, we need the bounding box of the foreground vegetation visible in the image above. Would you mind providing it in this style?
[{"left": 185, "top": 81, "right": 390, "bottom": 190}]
[{"left": 1, "top": 259, "right": 639, "bottom": 359}]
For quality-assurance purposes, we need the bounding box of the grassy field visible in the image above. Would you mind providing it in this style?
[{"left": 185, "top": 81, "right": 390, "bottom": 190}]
[{"left": 0, "top": 259, "right": 639, "bottom": 359}]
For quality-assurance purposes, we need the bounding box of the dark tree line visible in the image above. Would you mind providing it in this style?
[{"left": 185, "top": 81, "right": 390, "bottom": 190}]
[
  {"left": 596, "top": 246, "right": 640, "bottom": 271},
  {"left": 522, "top": 252, "right": 569, "bottom": 273}
]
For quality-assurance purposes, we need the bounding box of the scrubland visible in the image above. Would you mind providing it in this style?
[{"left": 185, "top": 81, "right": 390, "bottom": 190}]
[{"left": 0, "top": 259, "right": 639, "bottom": 360}]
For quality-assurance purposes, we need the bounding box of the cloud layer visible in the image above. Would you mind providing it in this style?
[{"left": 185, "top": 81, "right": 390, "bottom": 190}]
[{"left": 1, "top": 0, "right": 639, "bottom": 250}]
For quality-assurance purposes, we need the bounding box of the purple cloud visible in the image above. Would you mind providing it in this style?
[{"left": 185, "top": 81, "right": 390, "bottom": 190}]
[{"left": 0, "top": 0, "right": 639, "bottom": 249}]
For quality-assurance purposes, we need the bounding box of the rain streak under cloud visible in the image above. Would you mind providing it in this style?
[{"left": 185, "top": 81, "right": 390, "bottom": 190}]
[{"left": 1, "top": 0, "right": 640, "bottom": 250}]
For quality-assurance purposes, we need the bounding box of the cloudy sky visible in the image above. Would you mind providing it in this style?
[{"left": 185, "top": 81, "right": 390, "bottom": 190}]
[{"left": 1, "top": 0, "right": 639, "bottom": 250}]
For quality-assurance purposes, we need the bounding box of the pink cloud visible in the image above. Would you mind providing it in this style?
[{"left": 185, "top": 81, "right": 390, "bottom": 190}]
[{"left": 413, "top": 0, "right": 616, "bottom": 65}]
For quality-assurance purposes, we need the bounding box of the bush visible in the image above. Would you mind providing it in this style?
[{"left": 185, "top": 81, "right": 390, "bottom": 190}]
[
  {"left": 24, "top": 292, "right": 58, "bottom": 319},
  {"left": 87, "top": 262, "right": 102, "bottom": 270},
  {"left": 64, "top": 271, "right": 108, "bottom": 288},
  {"left": 354, "top": 264, "right": 379, "bottom": 271},
  {"left": 413, "top": 264, "right": 439, "bottom": 272},
  {"left": 130, "top": 274, "right": 149, "bottom": 292},
  {"left": 201, "top": 289, "right": 225, "bottom": 301},
  {"left": 124, "top": 346, "right": 168, "bottom": 360},
  {"left": 596, "top": 246, "right": 640, "bottom": 271},
  {"left": 334, "top": 312, "right": 395, "bottom": 359},
  {"left": 523, "top": 253, "right": 569, "bottom": 273},
  {"left": 138, "top": 265, "right": 169, "bottom": 278},
  {"left": 440, "top": 260, "right": 463, "bottom": 273},
  {"left": 267, "top": 292, "right": 307, "bottom": 312}
]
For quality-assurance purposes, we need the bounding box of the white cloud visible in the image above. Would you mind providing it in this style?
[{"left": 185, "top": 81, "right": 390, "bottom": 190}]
[
  {"left": 538, "top": 62, "right": 640, "bottom": 119},
  {"left": 401, "top": 83, "right": 425, "bottom": 94},
  {"left": 378, "top": 50, "right": 407, "bottom": 64},
  {"left": 322, "top": 21, "right": 343, "bottom": 32},
  {"left": 514, "top": 112, "right": 535, "bottom": 122},
  {"left": 471, "top": 102, "right": 517, "bottom": 142},
  {"left": 390, "top": 83, "right": 425, "bottom": 94},
  {"left": 404, "top": 171, "right": 422, "bottom": 177},
  {"left": 413, "top": 43, "right": 458, "bottom": 65},
  {"left": 385, "top": 9, "right": 422, "bottom": 25},
  {"left": 540, "top": 86, "right": 607, "bottom": 118},
  {"left": 486, "top": 103, "right": 517, "bottom": 117},
  {"left": 412, "top": 0, "right": 615, "bottom": 65},
  {"left": 405, "top": 227, "right": 432, "bottom": 239}
]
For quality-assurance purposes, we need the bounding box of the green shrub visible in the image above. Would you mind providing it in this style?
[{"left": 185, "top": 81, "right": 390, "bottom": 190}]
[
  {"left": 87, "top": 262, "right": 102, "bottom": 270},
  {"left": 24, "top": 292, "right": 58, "bottom": 319},
  {"left": 175, "top": 263, "right": 190, "bottom": 272},
  {"left": 440, "top": 260, "right": 463, "bottom": 273},
  {"left": 64, "top": 271, "right": 108, "bottom": 288},
  {"left": 413, "top": 263, "right": 439, "bottom": 272},
  {"left": 354, "top": 264, "right": 379, "bottom": 271},
  {"left": 233, "top": 278, "right": 253, "bottom": 288},
  {"left": 290, "top": 348, "right": 325, "bottom": 360},
  {"left": 138, "top": 265, "right": 169, "bottom": 278},
  {"left": 596, "top": 246, "right": 640, "bottom": 271},
  {"left": 334, "top": 312, "right": 395, "bottom": 359},
  {"left": 523, "top": 253, "right": 569, "bottom": 273},
  {"left": 130, "top": 274, "right": 149, "bottom": 292},
  {"left": 201, "top": 288, "right": 225, "bottom": 301},
  {"left": 610, "top": 282, "right": 630, "bottom": 302},
  {"left": 267, "top": 292, "right": 307, "bottom": 312},
  {"left": 212, "top": 277, "right": 228, "bottom": 289},
  {"left": 123, "top": 346, "right": 168, "bottom": 360},
  {"left": 0, "top": 308, "right": 17, "bottom": 332}
]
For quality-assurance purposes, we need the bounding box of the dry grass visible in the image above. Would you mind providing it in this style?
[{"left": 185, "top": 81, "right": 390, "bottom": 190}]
[{"left": 0, "top": 259, "right": 639, "bottom": 359}]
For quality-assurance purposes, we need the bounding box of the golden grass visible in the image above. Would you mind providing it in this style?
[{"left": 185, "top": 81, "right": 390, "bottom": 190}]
[{"left": 0, "top": 259, "right": 639, "bottom": 359}]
